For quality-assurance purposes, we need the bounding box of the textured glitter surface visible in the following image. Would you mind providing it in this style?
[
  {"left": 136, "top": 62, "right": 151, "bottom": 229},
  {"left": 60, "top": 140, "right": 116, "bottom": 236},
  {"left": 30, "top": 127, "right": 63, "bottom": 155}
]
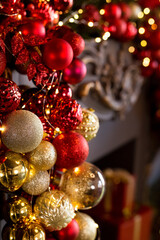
[
  {"left": 59, "top": 162, "right": 105, "bottom": 210},
  {"left": 22, "top": 171, "right": 50, "bottom": 195},
  {"left": 27, "top": 141, "right": 57, "bottom": 171},
  {"left": 0, "top": 78, "right": 21, "bottom": 114},
  {"left": 75, "top": 212, "right": 97, "bottom": 240},
  {"left": 53, "top": 131, "right": 89, "bottom": 169},
  {"left": 48, "top": 97, "right": 83, "bottom": 131},
  {"left": 75, "top": 108, "right": 99, "bottom": 141},
  {"left": 1, "top": 110, "right": 44, "bottom": 153},
  {"left": 34, "top": 190, "right": 75, "bottom": 231},
  {"left": 0, "top": 151, "right": 28, "bottom": 192}
]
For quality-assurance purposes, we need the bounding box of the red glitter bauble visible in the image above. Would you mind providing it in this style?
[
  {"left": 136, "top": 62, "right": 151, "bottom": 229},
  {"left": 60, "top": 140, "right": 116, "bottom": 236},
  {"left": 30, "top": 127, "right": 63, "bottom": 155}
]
[
  {"left": 82, "top": 4, "right": 101, "bottom": 23},
  {"left": 19, "top": 20, "right": 46, "bottom": 38},
  {"left": 55, "top": 219, "right": 80, "bottom": 240},
  {"left": 103, "top": 3, "right": 122, "bottom": 22},
  {"left": 53, "top": 131, "right": 89, "bottom": 169},
  {"left": 0, "top": 78, "right": 21, "bottom": 114},
  {"left": 47, "top": 83, "right": 72, "bottom": 103},
  {"left": 63, "top": 58, "right": 87, "bottom": 85},
  {"left": 63, "top": 32, "right": 85, "bottom": 57},
  {"left": 51, "top": 0, "right": 73, "bottom": 12},
  {"left": 21, "top": 88, "right": 45, "bottom": 117},
  {"left": 42, "top": 38, "right": 73, "bottom": 70},
  {"left": 0, "top": 50, "right": 6, "bottom": 76},
  {"left": 48, "top": 97, "right": 83, "bottom": 131}
]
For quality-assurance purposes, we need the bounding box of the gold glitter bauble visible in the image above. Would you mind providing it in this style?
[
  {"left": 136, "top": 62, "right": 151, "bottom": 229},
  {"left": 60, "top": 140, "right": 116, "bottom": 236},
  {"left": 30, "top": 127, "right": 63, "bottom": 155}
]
[
  {"left": 10, "top": 196, "right": 32, "bottom": 223},
  {"left": 22, "top": 171, "right": 50, "bottom": 195},
  {"left": 59, "top": 162, "right": 105, "bottom": 210},
  {"left": 0, "top": 151, "right": 29, "bottom": 192},
  {"left": 75, "top": 108, "right": 99, "bottom": 141},
  {"left": 1, "top": 110, "right": 43, "bottom": 153},
  {"left": 34, "top": 190, "right": 75, "bottom": 231},
  {"left": 75, "top": 212, "right": 97, "bottom": 240},
  {"left": 27, "top": 141, "right": 57, "bottom": 171},
  {"left": 20, "top": 223, "right": 45, "bottom": 240}
]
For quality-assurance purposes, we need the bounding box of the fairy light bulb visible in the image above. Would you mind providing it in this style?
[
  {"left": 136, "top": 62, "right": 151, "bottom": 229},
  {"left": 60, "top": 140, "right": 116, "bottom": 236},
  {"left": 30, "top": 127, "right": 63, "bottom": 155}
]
[
  {"left": 88, "top": 22, "right": 94, "bottom": 27},
  {"left": 139, "top": 27, "right": 145, "bottom": 34},
  {"left": 148, "top": 18, "right": 155, "bottom": 25},
  {"left": 141, "top": 40, "right": 147, "bottom": 47},
  {"left": 138, "top": 11, "right": 144, "bottom": 19},
  {"left": 128, "top": 46, "right": 135, "bottom": 53},
  {"left": 143, "top": 8, "right": 150, "bottom": 15},
  {"left": 95, "top": 37, "right": 102, "bottom": 43},
  {"left": 143, "top": 57, "right": 150, "bottom": 67},
  {"left": 100, "top": 9, "right": 105, "bottom": 15},
  {"left": 78, "top": 9, "right": 83, "bottom": 14},
  {"left": 102, "top": 31, "right": 111, "bottom": 40}
]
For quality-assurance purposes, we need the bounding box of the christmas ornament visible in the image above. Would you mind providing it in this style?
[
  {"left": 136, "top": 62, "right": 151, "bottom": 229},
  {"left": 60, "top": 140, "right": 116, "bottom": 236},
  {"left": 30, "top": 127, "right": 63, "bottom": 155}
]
[
  {"left": 27, "top": 140, "right": 57, "bottom": 171},
  {"left": 63, "top": 58, "right": 87, "bottom": 85},
  {"left": 82, "top": 4, "right": 100, "bottom": 23},
  {"left": 42, "top": 38, "right": 73, "bottom": 70},
  {"left": 2, "top": 224, "right": 16, "bottom": 240},
  {"left": 59, "top": 162, "right": 105, "bottom": 210},
  {"left": 55, "top": 219, "right": 80, "bottom": 240},
  {"left": 121, "top": 22, "right": 137, "bottom": 42},
  {"left": 111, "top": 18, "right": 127, "bottom": 38},
  {"left": 47, "top": 83, "right": 72, "bottom": 103},
  {"left": 48, "top": 97, "right": 82, "bottom": 131},
  {"left": 75, "top": 212, "right": 98, "bottom": 240},
  {"left": 53, "top": 131, "right": 89, "bottom": 169},
  {"left": 34, "top": 190, "right": 75, "bottom": 231},
  {"left": 75, "top": 108, "right": 99, "bottom": 141},
  {"left": 28, "top": 2, "right": 55, "bottom": 26},
  {"left": 0, "top": 151, "right": 28, "bottom": 192},
  {"left": 10, "top": 196, "right": 32, "bottom": 223},
  {"left": 51, "top": 0, "right": 73, "bottom": 12},
  {"left": 103, "top": 3, "right": 122, "bottom": 22},
  {"left": 22, "top": 170, "right": 50, "bottom": 196},
  {"left": 138, "top": 0, "right": 160, "bottom": 9},
  {"left": 62, "top": 32, "right": 85, "bottom": 57},
  {"left": 1, "top": 110, "right": 44, "bottom": 153},
  {"left": 0, "top": 50, "right": 6, "bottom": 76},
  {"left": 17, "top": 223, "right": 46, "bottom": 240},
  {"left": 19, "top": 20, "right": 46, "bottom": 38},
  {"left": 0, "top": 78, "right": 21, "bottom": 114}
]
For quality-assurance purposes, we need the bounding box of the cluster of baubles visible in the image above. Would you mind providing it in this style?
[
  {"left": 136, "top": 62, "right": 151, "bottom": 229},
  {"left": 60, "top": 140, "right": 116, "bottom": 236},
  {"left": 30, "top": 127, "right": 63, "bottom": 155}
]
[
  {"left": 0, "top": 1, "right": 105, "bottom": 239},
  {"left": 80, "top": 2, "right": 138, "bottom": 42},
  {"left": 134, "top": 7, "right": 160, "bottom": 79}
]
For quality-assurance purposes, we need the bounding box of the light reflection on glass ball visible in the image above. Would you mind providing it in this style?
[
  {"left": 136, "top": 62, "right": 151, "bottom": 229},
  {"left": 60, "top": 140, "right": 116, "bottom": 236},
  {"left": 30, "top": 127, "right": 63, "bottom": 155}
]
[{"left": 59, "top": 162, "right": 105, "bottom": 210}]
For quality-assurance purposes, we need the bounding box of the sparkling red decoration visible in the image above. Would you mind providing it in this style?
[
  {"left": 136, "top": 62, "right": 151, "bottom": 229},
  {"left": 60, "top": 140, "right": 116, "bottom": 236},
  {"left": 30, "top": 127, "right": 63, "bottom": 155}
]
[
  {"left": 39, "top": 116, "right": 54, "bottom": 142},
  {"left": 21, "top": 88, "right": 45, "bottom": 116},
  {"left": 27, "top": 2, "right": 56, "bottom": 26},
  {"left": 42, "top": 38, "right": 73, "bottom": 70},
  {"left": 51, "top": 0, "right": 73, "bottom": 12},
  {"left": 48, "top": 97, "right": 83, "bottom": 131},
  {"left": 82, "top": 4, "right": 101, "bottom": 23},
  {"left": 103, "top": 3, "right": 122, "bottom": 22},
  {"left": 19, "top": 20, "right": 46, "bottom": 38},
  {"left": 63, "top": 58, "right": 87, "bottom": 85},
  {"left": 55, "top": 219, "right": 80, "bottom": 240},
  {"left": 62, "top": 32, "right": 85, "bottom": 57},
  {"left": 0, "top": 50, "right": 6, "bottom": 76},
  {"left": 138, "top": 0, "right": 160, "bottom": 9},
  {"left": 53, "top": 131, "right": 89, "bottom": 169},
  {"left": 0, "top": 78, "right": 21, "bottom": 114},
  {"left": 47, "top": 83, "right": 72, "bottom": 103}
]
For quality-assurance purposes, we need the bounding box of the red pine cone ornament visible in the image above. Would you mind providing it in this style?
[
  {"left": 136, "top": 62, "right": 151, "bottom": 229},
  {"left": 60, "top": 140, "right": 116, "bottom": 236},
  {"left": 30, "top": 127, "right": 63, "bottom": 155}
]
[
  {"left": 47, "top": 96, "right": 83, "bottom": 131},
  {"left": 0, "top": 78, "right": 21, "bottom": 114},
  {"left": 53, "top": 131, "right": 89, "bottom": 169}
]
